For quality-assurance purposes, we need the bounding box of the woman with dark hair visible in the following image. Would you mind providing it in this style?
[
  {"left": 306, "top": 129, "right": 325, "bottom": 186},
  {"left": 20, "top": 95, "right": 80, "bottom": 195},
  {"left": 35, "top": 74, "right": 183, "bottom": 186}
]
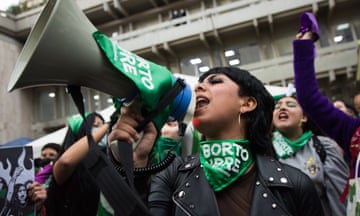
[
  {"left": 272, "top": 95, "right": 348, "bottom": 215},
  {"left": 45, "top": 112, "right": 108, "bottom": 216},
  {"left": 110, "top": 66, "right": 324, "bottom": 215}
]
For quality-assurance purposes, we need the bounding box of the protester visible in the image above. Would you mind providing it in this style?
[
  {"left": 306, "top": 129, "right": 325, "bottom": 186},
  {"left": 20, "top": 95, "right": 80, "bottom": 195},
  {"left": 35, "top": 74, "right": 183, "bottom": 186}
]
[
  {"left": 45, "top": 112, "right": 108, "bottom": 216},
  {"left": 353, "top": 93, "right": 360, "bottom": 116},
  {"left": 333, "top": 100, "right": 357, "bottom": 117},
  {"left": 272, "top": 95, "right": 349, "bottom": 215},
  {"left": 149, "top": 118, "right": 181, "bottom": 165},
  {"left": 110, "top": 66, "right": 324, "bottom": 215},
  {"left": 292, "top": 12, "right": 360, "bottom": 215},
  {"left": 34, "top": 143, "right": 61, "bottom": 172},
  {"left": 34, "top": 143, "right": 61, "bottom": 186}
]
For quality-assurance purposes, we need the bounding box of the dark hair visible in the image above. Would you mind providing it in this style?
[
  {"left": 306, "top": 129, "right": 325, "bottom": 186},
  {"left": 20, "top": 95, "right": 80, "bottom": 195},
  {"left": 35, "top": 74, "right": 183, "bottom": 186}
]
[
  {"left": 199, "top": 67, "right": 275, "bottom": 156},
  {"left": 345, "top": 101, "right": 357, "bottom": 116},
  {"left": 274, "top": 95, "right": 327, "bottom": 136},
  {"left": 13, "top": 182, "right": 30, "bottom": 204},
  {"left": 41, "top": 143, "right": 62, "bottom": 153}
]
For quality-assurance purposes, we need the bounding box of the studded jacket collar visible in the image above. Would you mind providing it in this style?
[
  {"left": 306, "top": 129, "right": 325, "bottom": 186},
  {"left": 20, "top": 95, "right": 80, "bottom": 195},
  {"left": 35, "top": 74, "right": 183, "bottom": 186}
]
[{"left": 148, "top": 154, "right": 324, "bottom": 216}]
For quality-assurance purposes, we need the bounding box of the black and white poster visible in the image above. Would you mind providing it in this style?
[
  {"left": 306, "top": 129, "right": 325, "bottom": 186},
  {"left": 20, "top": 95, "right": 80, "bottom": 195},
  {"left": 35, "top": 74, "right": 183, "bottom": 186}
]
[{"left": 0, "top": 146, "right": 34, "bottom": 216}]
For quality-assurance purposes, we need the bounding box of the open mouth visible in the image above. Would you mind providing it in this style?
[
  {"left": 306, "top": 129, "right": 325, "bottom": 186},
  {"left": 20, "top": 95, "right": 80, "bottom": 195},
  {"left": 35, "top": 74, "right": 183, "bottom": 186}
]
[
  {"left": 195, "top": 96, "right": 209, "bottom": 110},
  {"left": 278, "top": 112, "right": 289, "bottom": 120}
]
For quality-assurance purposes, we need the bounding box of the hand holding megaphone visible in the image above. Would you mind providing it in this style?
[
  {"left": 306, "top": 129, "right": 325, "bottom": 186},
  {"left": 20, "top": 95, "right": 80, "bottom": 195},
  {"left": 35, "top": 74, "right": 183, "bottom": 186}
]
[{"left": 108, "top": 107, "right": 158, "bottom": 168}]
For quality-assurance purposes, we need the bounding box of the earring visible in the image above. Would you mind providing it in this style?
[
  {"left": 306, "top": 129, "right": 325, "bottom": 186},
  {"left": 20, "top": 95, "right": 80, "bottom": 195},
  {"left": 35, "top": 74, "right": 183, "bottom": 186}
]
[
  {"left": 298, "top": 119, "right": 305, "bottom": 128},
  {"left": 238, "top": 113, "right": 241, "bottom": 126}
]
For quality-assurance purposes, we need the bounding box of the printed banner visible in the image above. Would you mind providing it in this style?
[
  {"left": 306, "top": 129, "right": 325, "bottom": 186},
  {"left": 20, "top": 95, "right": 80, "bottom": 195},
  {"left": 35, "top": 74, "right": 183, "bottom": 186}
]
[{"left": 0, "top": 146, "right": 34, "bottom": 216}]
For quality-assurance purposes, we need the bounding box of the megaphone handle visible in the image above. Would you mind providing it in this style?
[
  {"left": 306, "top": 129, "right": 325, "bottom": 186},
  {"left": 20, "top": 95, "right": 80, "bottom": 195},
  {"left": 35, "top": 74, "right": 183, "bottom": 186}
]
[
  {"left": 117, "top": 79, "right": 186, "bottom": 188},
  {"left": 117, "top": 115, "right": 150, "bottom": 188},
  {"left": 117, "top": 140, "right": 136, "bottom": 189}
]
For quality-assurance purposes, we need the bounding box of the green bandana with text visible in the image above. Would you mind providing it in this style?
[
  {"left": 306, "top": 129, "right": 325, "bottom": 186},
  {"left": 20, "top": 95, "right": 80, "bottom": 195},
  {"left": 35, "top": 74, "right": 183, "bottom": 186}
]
[
  {"left": 272, "top": 130, "right": 312, "bottom": 159},
  {"left": 93, "top": 31, "right": 174, "bottom": 131},
  {"left": 200, "top": 139, "right": 253, "bottom": 192}
]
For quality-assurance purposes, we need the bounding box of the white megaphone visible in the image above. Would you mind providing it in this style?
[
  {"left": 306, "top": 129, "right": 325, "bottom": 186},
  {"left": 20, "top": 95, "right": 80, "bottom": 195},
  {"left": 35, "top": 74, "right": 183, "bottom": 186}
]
[{"left": 7, "top": 0, "right": 192, "bottom": 124}]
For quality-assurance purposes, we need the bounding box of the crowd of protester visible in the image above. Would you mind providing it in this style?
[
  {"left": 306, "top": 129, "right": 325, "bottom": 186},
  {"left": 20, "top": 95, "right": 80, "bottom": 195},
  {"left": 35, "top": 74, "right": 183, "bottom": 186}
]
[{"left": 2, "top": 11, "right": 360, "bottom": 216}]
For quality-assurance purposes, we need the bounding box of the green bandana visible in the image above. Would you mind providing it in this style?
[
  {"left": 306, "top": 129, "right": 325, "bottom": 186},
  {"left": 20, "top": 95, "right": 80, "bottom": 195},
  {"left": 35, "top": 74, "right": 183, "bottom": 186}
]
[
  {"left": 200, "top": 139, "right": 253, "bottom": 192},
  {"left": 93, "top": 31, "right": 174, "bottom": 131},
  {"left": 272, "top": 130, "right": 312, "bottom": 159},
  {"left": 67, "top": 112, "right": 91, "bottom": 135}
]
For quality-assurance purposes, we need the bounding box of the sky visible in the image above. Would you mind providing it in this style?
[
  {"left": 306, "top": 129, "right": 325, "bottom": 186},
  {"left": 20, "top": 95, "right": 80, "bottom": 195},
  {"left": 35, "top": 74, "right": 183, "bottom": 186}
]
[{"left": 0, "top": 0, "right": 20, "bottom": 11}]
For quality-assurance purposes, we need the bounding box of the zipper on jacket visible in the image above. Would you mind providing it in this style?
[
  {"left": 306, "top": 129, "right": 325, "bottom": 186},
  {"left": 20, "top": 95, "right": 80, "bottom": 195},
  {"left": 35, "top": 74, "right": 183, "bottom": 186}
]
[{"left": 172, "top": 195, "right": 193, "bottom": 216}]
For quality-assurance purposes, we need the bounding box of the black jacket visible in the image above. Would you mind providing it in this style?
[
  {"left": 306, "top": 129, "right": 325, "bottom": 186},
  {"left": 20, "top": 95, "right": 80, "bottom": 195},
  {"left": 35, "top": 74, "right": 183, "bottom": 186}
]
[{"left": 148, "top": 154, "right": 324, "bottom": 216}]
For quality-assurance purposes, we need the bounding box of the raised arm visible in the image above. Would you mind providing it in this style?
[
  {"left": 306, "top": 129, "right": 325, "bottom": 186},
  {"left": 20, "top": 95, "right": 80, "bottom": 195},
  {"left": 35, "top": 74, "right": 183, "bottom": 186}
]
[
  {"left": 53, "top": 123, "right": 109, "bottom": 185},
  {"left": 293, "top": 18, "right": 360, "bottom": 152}
]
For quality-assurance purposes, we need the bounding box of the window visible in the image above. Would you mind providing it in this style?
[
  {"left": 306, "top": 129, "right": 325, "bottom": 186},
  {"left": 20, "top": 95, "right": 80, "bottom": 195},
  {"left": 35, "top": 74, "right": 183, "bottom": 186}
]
[
  {"left": 36, "top": 86, "right": 113, "bottom": 122},
  {"left": 180, "top": 54, "right": 211, "bottom": 77},
  {"left": 225, "top": 43, "right": 260, "bottom": 66},
  {"left": 37, "top": 87, "right": 57, "bottom": 121},
  {"left": 334, "top": 23, "right": 353, "bottom": 44},
  {"left": 319, "top": 24, "right": 330, "bottom": 48}
]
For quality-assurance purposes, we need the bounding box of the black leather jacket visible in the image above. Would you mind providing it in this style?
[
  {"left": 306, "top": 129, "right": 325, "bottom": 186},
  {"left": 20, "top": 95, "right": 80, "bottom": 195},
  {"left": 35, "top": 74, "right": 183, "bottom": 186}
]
[{"left": 148, "top": 154, "right": 324, "bottom": 216}]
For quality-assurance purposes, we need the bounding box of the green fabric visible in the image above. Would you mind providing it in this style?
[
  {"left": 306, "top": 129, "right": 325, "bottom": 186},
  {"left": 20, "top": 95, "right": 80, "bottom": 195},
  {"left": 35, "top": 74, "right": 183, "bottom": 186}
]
[
  {"left": 199, "top": 139, "right": 253, "bottom": 192},
  {"left": 97, "top": 193, "right": 114, "bottom": 216},
  {"left": 0, "top": 189, "right": 6, "bottom": 199},
  {"left": 272, "top": 130, "right": 312, "bottom": 159},
  {"left": 150, "top": 137, "right": 181, "bottom": 165},
  {"left": 97, "top": 201, "right": 112, "bottom": 216},
  {"left": 93, "top": 31, "right": 174, "bottom": 131},
  {"left": 272, "top": 92, "right": 297, "bottom": 102},
  {"left": 67, "top": 112, "right": 91, "bottom": 135},
  {"left": 191, "top": 129, "right": 201, "bottom": 154},
  {"left": 272, "top": 93, "right": 287, "bottom": 102}
]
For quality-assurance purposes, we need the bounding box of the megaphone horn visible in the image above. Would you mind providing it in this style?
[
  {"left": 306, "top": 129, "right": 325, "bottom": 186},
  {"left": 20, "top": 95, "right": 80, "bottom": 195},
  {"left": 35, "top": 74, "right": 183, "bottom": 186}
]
[{"left": 7, "top": 0, "right": 135, "bottom": 100}]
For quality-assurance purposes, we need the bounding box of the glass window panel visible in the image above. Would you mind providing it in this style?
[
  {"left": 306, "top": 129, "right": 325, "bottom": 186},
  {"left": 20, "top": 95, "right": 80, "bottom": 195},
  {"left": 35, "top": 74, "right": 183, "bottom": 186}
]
[
  {"left": 334, "top": 23, "right": 353, "bottom": 44},
  {"left": 37, "top": 87, "right": 56, "bottom": 121},
  {"left": 225, "top": 48, "right": 241, "bottom": 66},
  {"left": 225, "top": 43, "right": 260, "bottom": 66},
  {"left": 101, "top": 93, "right": 113, "bottom": 110},
  {"left": 319, "top": 24, "right": 330, "bottom": 48},
  {"left": 213, "top": 47, "right": 225, "bottom": 67},
  {"left": 180, "top": 54, "right": 211, "bottom": 77},
  {"left": 238, "top": 43, "right": 260, "bottom": 64}
]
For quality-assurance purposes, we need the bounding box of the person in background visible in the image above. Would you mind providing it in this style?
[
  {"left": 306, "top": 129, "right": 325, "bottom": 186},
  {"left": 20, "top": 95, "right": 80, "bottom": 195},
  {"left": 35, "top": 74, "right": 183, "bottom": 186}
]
[
  {"left": 272, "top": 94, "right": 349, "bottom": 216},
  {"left": 34, "top": 143, "right": 61, "bottom": 182},
  {"left": 35, "top": 143, "right": 61, "bottom": 170},
  {"left": 45, "top": 112, "right": 108, "bottom": 216},
  {"left": 110, "top": 66, "right": 324, "bottom": 215},
  {"left": 292, "top": 12, "right": 360, "bottom": 215},
  {"left": 148, "top": 118, "right": 181, "bottom": 164},
  {"left": 353, "top": 93, "right": 360, "bottom": 117},
  {"left": 333, "top": 100, "right": 357, "bottom": 117}
]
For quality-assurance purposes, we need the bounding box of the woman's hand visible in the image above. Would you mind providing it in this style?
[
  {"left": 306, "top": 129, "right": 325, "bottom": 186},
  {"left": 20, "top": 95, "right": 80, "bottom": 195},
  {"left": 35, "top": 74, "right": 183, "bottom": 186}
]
[
  {"left": 28, "top": 181, "right": 47, "bottom": 212},
  {"left": 161, "top": 121, "right": 179, "bottom": 140},
  {"left": 296, "top": 31, "right": 313, "bottom": 40},
  {"left": 108, "top": 107, "right": 158, "bottom": 167}
]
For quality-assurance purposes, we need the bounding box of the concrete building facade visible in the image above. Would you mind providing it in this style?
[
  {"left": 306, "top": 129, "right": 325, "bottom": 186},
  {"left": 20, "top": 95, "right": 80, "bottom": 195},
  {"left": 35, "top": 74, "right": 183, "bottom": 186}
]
[{"left": 0, "top": 0, "right": 359, "bottom": 143}]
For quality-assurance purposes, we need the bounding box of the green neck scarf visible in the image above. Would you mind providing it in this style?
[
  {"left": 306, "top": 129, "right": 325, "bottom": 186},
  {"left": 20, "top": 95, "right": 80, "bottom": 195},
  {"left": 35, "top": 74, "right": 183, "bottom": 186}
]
[
  {"left": 200, "top": 139, "right": 253, "bottom": 192},
  {"left": 272, "top": 130, "right": 312, "bottom": 159}
]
